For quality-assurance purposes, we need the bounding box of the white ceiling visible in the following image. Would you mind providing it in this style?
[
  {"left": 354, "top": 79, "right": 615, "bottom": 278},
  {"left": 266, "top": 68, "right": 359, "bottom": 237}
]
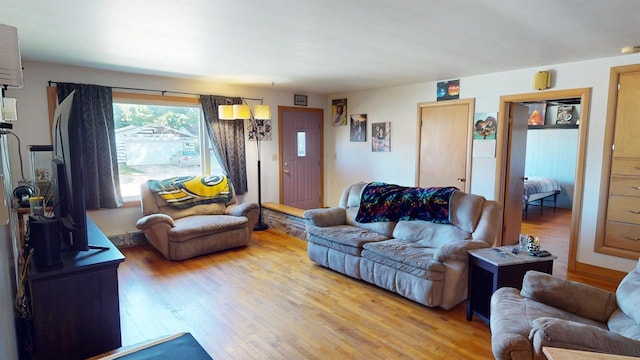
[{"left": 2, "top": 0, "right": 640, "bottom": 95}]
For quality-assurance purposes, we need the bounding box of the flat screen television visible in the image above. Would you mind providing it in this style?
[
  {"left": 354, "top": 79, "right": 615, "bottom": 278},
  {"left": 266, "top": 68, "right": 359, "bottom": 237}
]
[{"left": 51, "top": 91, "right": 106, "bottom": 252}]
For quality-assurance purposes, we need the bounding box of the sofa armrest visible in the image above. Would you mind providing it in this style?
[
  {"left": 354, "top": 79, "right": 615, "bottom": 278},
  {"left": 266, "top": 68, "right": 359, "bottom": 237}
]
[
  {"left": 303, "top": 207, "right": 346, "bottom": 227},
  {"left": 434, "top": 240, "right": 491, "bottom": 261},
  {"left": 136, "top": 213, "right": 175, "bottom": 230},
  {"left": 226, "top": 202, "right": 259, "bottom": 217},
  {"left": 530, "top": 317, "right": 640, "bottom": 358},
  {"left": 521, "top": 271, "right": 618, "bottom": 322}
]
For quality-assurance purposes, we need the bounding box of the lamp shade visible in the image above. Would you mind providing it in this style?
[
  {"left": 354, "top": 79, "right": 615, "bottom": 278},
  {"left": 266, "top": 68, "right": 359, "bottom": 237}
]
[
  {"left": 254, "top": 104, "right": 271, "bottom": 120},
  {"left": 233, "top": 104, "right": 251, "bottom": 119},
  {"left": 0, "top": 24, "right": 24, "bottom": 88},
  {"left": 218, "top": 104, "right": 235, "bottom": 120}
]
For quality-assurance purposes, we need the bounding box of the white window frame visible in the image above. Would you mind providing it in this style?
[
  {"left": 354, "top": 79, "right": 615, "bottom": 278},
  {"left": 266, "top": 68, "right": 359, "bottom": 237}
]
[{"left": 112, "top": 92, "right": 215, "bottom": 203}]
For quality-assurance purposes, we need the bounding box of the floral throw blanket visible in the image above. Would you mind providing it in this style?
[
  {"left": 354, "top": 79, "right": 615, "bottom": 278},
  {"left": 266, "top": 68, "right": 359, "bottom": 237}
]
[
  {"left": 147, "top": 175, "right": 232, "bottom": 208},
  {"left": 355, "top": 182, "right": 458, "bottom": 223}
]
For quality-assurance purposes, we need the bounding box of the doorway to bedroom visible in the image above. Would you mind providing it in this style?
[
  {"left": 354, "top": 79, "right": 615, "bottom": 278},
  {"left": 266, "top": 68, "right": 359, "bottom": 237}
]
[{"left": 496, "top": 88, "right": 591, "bottom": 275}]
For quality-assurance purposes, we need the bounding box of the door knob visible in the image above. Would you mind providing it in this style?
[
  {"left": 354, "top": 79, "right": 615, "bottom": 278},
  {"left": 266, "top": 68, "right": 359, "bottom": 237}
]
[
  {"left": 284, "top": 170, "right": 290, "bottom": 174},
  {"left": 457, "top": 177, "right": 466, "bottom": 182}
]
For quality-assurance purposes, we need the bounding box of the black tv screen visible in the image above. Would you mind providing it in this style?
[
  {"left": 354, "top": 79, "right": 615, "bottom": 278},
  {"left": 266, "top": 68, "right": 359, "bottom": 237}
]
[{"left": 51, "top": 90, "right": 89, "bottom": 251}]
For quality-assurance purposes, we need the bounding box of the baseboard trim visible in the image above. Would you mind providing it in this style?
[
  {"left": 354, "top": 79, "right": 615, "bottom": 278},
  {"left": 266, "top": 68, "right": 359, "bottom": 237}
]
[{"left": 573, "top": 261, "right": 627, "bottom": 284}]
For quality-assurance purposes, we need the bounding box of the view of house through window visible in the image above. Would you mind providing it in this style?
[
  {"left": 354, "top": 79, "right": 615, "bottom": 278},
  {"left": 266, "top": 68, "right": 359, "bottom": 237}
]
[{"left": 113, "top": 101, "right": 222, "bottom": 201}]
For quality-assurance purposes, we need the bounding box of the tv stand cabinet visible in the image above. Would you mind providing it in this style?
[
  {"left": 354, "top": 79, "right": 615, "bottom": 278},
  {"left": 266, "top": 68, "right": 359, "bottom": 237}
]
[{"left": 28, "top": 217, "right": 125, "bottom": 360}]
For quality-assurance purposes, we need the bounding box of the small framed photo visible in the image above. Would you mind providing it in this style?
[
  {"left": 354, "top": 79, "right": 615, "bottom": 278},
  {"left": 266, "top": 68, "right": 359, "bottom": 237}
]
[{"left": 294, "top": 94, "right": 307, "bottom": 106}]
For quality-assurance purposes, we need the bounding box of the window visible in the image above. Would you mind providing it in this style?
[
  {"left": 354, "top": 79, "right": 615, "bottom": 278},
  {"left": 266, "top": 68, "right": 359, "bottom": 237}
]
[{"left": 113, "top": 93, "right": 222, "bottom": 202}]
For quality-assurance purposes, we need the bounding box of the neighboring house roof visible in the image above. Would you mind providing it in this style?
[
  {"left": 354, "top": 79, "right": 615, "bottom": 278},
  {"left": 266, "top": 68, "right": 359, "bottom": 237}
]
[{"left": 116, "top": 125, "right": 195, "bottom": 139}]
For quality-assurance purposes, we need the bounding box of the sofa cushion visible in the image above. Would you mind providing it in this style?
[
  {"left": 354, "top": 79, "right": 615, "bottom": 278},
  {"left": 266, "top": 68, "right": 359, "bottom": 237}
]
[
  {"left": 490, "top": 287, "right": 609, "bottom": 359},
  {"left": 345, "top": 207, "right": 396, "bottom": 238},
  {"left": 616, "top": 261, "right": 640, "bottom": 325},
  {"left": 362, "top": 239, "right": 446, "bottom": 280},
  {"left": 168, "top": 215, "right": 247, "bottom": 242},
  {"left": 346, "top": 182, "right": 366, "bottom": 208},
  {"left": 448, "top": 191, "right": 484, "bottom": 233},
  {"left": 306, "top": 224, "right": 389, "bottom": 256},
  {"left": 391, "top": 220, "right": 470, "bottom": 247},
  {"left": 521, "top": 271, "right": 618, "bottom": 323},
  {"left": 159, "top": 202, "right": 227, "bottom": 220},
  {"left": 608, "top": 309, "right": 640, "bottom": 340}
]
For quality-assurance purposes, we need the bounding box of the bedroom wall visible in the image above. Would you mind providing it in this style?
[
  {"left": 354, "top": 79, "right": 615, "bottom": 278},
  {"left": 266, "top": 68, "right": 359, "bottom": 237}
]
[
  {"left": 525, "top": 128, "right": 579, "bottom": 209},
  {"left": 326, "top": 53, "right": 640, "bottom": 274}
]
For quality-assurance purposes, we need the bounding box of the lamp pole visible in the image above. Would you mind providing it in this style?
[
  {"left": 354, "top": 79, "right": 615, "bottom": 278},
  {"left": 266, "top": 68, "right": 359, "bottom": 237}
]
[
  {"left": 218, "top": 99, "right": 270, "bottom": 231},
  {"left": 253, "top": 124, "right": 268, "bottom": 231}
]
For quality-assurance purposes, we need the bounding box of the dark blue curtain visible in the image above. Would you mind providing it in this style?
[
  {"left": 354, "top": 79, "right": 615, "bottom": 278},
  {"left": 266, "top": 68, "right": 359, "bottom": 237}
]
[
  {"left": 200, "top": 95, "right": 248, "bottom": 194},
  {"left": 57, "top": 83, "right": 123, "bottom": 209}
]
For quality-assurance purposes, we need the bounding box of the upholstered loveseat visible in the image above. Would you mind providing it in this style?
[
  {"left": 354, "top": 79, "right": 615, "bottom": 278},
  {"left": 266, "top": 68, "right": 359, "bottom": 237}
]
[
  {"left": 136, "top": 180, "right": 259, "bottom": 261},
  {"left": 490, "top": 260, "right": 640, "bottom": 359},
  {"left": 304, "top": 182, "right": 502, "bottom": 310}
]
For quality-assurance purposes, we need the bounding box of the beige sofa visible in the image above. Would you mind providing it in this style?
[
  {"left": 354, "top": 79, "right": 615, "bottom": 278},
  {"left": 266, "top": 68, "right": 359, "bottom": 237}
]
[
  {"left": 304, "top": 182, "right": 502, "bottom": 310},
  {"left": 490, "top": 260, "right": 640, "bottom": 359},
  {"left": 136, "top": 182, "right": 259, "bottom": 261}
]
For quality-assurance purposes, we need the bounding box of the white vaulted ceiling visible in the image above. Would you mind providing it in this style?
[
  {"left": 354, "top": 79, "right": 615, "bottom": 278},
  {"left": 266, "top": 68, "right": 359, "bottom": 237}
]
[{"left": 1, "top": 0, "right": 640, "bottom": 94}]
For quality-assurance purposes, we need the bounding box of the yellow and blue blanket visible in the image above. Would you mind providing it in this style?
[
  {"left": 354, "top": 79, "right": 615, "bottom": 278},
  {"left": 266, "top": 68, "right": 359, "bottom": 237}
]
[
  {"left": 355, "top": 182, "right": 458, "bottom": 223},
  {"left": 147, "top": 175, "right": 232, "bottom": 208}
]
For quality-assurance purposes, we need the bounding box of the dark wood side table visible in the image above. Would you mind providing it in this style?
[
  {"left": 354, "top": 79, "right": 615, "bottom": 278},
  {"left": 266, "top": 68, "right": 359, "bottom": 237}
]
[
  {"left": 466, "top": 246, "right": 556, "bottom": 324},
  {"left": 28, "top": 216, "right": 125, "bottom": 360}
]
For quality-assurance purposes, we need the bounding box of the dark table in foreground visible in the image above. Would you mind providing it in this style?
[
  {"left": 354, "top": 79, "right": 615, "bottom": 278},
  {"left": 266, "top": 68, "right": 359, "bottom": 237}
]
[
  {"left": 466, "top": 245, "right": 556, "bottom": 324},
  {"left": 29, "top": 217, "right": 125, "bottom": 360}
]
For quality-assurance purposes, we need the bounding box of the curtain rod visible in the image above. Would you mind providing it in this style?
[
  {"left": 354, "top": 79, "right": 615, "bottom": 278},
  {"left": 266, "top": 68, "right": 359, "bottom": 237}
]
[{"left": 47, "top": 80, "right": 264, "bottom": 101}]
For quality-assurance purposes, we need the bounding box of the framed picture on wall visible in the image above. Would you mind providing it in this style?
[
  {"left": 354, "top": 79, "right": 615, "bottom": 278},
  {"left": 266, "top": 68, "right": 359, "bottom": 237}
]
[
  {"left": 555, "top": 105, "right": 574, "bottom": 125},
  {"left": 294, "top": 94, "right": 307, "bottom": 106},
  {"left": 527, "top": 102, "right": 547, "bottom": 126},
  {"left": 350, "top": 114, "right": 367, "bottom": 142},
  {"left": 332, "top": 98, "right": 347, "bottom": 126},
  {"left": 372, "top": 122, "right": 390, "bottom": 152}
]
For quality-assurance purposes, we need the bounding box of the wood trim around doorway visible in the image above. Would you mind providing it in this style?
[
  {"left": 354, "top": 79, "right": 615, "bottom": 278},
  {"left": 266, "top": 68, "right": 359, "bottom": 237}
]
[{"left": 495, "top": 88, "right": 591, "bottom": 273}]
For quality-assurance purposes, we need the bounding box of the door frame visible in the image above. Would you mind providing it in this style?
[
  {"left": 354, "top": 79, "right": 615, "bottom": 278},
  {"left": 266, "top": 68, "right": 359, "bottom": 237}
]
[
  {"left": 277, "top": 106, "right": 324, "bottom": 207},
  {"left": 415, "top": 98, "right": 475, "bottom": 193},
  {"left": 495, "top": 88, "right": 591, "bottom": 272}
]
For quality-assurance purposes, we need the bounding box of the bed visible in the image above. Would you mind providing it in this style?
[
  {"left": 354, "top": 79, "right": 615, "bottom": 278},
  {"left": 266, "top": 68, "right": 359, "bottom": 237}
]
[{"left": 523, "top": 177, "right": 561, "bottom": 219}]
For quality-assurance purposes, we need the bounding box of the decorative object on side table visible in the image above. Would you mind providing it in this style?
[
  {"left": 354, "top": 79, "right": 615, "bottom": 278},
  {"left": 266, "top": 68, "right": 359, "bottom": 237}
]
[{"left": 525, "top": 235, "right": 541, "bottom": 253}]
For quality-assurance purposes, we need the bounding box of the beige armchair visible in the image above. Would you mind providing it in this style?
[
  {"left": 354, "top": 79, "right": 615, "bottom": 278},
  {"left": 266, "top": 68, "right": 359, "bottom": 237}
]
[
  {"left": 490, "top": 259, "right": 640, "bottom": 359},
  {"left": 136, "top": 182, "right": 259, "bottom": 261}
]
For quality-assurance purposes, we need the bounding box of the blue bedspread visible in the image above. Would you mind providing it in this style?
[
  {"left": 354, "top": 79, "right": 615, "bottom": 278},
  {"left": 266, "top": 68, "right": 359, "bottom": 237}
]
[{"left": 355, "top": 182, "right": 458, "bottom": 223}]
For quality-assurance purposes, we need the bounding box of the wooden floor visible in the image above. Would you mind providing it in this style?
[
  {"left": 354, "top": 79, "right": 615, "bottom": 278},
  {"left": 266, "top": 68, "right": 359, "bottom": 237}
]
[
  {"left": 520, "top": 205, "right": 571, "bottom": 279},
  {"left": 520, "top": 206, "right": 618, "bottom": 292},
  {"left": 118, "top": 232, "right": 493, "bottom": 359},
  {"left": 116, "top": 207, "right": 618, "bottom": 359}
]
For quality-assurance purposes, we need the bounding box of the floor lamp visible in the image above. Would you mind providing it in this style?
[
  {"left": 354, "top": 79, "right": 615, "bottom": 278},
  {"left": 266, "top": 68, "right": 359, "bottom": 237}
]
[{"left": 218, "top": 98, "right": 270, "bottom": 231}]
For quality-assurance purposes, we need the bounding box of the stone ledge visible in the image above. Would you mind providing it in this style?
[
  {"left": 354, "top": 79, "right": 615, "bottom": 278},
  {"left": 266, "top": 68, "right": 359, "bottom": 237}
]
[{"left": 262, "top": 202, "right": 307, "bottom": 241}]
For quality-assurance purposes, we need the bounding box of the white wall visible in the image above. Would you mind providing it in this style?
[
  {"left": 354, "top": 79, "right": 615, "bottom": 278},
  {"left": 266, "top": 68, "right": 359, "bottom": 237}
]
[
  {"left": 326, "top": 54, "right": 640, "bottom": 273},
  {"left": 7, "top": 53, "right": 640, "bottom": 273},
  {"left": 525, "top": 128, "right": 578, "bottom": 209},
  {"left": 4, "top": 61, "right": 326, "bottom": 236}
]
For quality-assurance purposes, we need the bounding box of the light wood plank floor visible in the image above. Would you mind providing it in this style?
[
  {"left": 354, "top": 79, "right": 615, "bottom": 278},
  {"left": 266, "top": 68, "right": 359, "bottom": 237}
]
[
  {"left": 520, "top": 206, "right": 619, "bottom": 292},
  {"left": 520, "top": 206, "right": 571, "bottom": 279},
  {"left": 118, "top": 231, "right": 493, "bottom": 359},
  {"left": 117, "top": 207, "right": 617, "bottom": 359}
]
